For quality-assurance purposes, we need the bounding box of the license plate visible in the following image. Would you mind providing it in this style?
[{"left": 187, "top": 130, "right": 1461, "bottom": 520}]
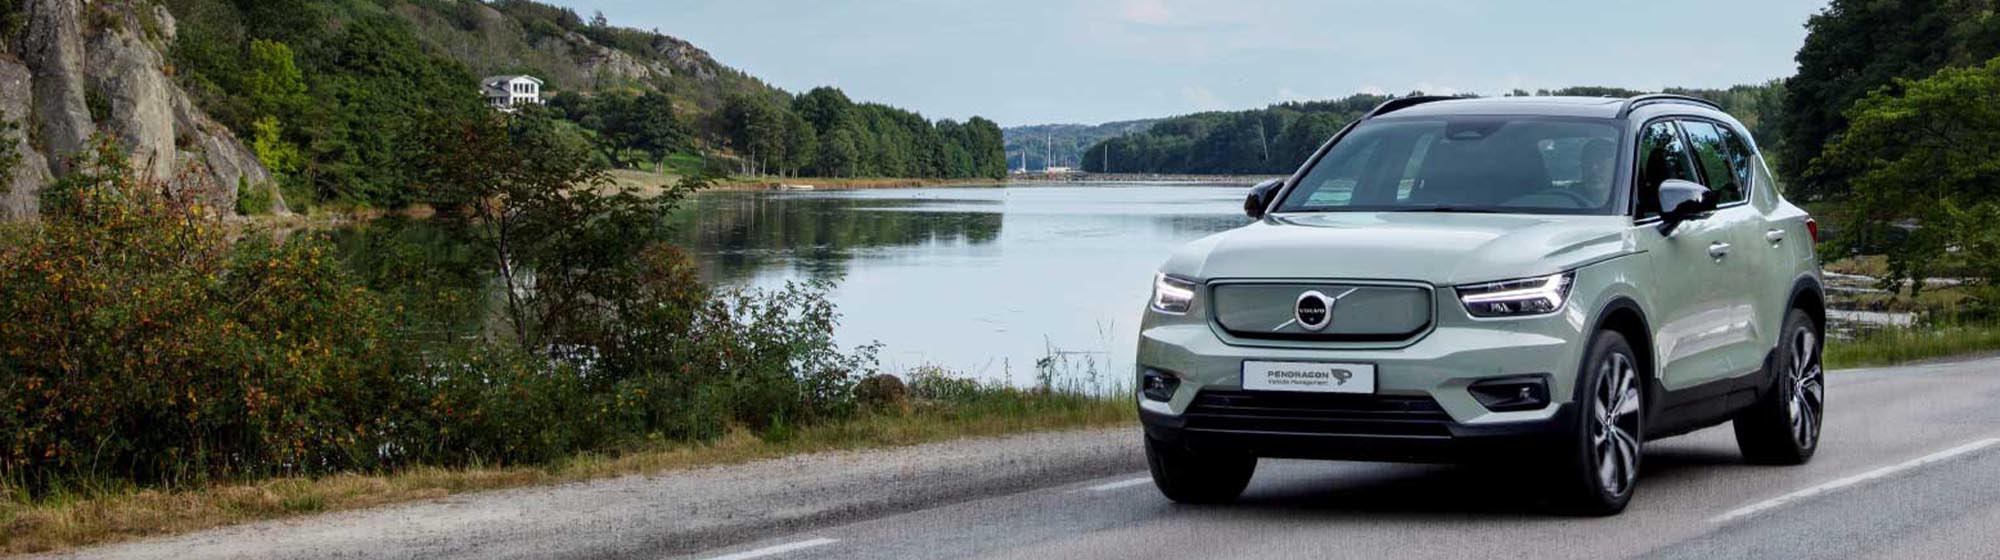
[{"left": 1241, "top": 361, "right": 1376, "bottom": 394}]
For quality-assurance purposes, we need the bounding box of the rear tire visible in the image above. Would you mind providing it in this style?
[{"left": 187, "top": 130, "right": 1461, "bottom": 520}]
[
  {"left": 1733, "top": 308, "right": 1824, "bottom": 465},
  {"left": 1145, "top": 436, "right": 1255, "bottom": 504},
  {"left": 1555, "top": 329, "right": 1644, "bottom": 516}
]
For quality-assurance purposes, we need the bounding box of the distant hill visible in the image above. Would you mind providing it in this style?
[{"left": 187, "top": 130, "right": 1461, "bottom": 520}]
[{"left": 1001, "top": 119, "right": 1157, "bottom": 171}]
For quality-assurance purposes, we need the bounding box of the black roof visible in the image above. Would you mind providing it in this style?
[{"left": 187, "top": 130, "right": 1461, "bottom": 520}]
[{"left": 1376, "top": 95, "right": 1722, "bottom": 120}]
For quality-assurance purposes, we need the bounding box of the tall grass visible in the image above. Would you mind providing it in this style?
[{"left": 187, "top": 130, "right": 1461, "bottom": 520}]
[{"left": 1827, "top": 322, "right": 2000, "bottom": 369}]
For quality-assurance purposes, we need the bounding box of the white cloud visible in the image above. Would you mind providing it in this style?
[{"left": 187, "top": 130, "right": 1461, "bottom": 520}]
[
  {"left": 1180, "top": 86, "right": 1225, "bottom": 110},
  {"left": 1411, "top": 81, "right": 1461, "bottom": 96}
]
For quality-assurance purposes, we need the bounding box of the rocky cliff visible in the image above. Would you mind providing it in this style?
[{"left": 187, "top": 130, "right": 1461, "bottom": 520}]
[{"left": 2, "top": 0, "right": 279, "bottom": 220}]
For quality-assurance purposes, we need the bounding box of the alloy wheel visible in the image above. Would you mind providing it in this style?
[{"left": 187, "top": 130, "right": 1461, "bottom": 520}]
[
  {"left": 1788, "top": 326, "right": 1825, "bottom": 450},
  {"left": 1591, "top": 352, "right": 1642, "bottom": 496}
]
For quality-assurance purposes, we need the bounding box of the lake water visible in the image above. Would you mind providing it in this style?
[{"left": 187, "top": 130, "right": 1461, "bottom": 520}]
[{"left": 667, "top": 183, "right": 1251, "bottom": 386}]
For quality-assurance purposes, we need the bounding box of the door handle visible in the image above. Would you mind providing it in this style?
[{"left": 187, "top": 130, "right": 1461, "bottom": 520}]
[
  {"left": 1766, "top": 229, "right": 1786, "bottom": 244},
  {"left": 1708, "top": 242, "right": 1732, "bottom": 259}
]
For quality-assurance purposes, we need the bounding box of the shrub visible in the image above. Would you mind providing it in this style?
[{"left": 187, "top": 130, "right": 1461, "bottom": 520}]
[
  {"left": 0, "top": 118, "right": 19, "bottom": 195},
  {"left": 854, "top": 374, "right": 909, "bottom": 414},
  {"left": 236, "top": 177, "right": 277, "bottom": 215},
  {"left": 0, "top": 1, "right": 24, "bottom": 47},
  {"left": 0, "top": 139, "right": 405, "bottom": 490},
  {"left": 907, "top": 365, "right": 985, "bottom": 405}
]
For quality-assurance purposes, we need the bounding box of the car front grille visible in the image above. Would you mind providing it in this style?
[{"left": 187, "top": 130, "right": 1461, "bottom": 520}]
[
  {"left": 1182, "top": 390, "right": 1454, "bottom": 438},
  {"left": 1208, "top": 282, "right": 1433, "bottom": 342}
]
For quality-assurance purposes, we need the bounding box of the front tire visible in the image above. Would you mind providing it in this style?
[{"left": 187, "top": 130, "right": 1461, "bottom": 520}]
[
  {"left": 1145, "top": 436, "right": 1255, "bottom": 504},
  {"left": 1733, "top": 308, "right": 1824, "bottom": 465},
  {"left": 1557, "top": 329, "right": 1644, "bottom": 516}
]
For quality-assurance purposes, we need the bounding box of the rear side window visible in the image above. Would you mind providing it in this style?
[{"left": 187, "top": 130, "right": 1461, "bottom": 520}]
[
  {"left": 1678, "top": 120, "right": 1749, "bottom": 204},
  {"left": 1718, "top": 125, "right": 1759, "bottom": 200},
  {"left": 1634, "top": 121, "right": 1700, "bottom": 219}
]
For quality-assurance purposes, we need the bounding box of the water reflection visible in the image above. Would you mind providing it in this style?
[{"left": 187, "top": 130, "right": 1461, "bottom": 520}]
[
  {"left": 671, "top": 183, "right": 1251, "bottom": 383},
  {"left": 665, "top": 191, "right": 1006, "bottom": 284}
]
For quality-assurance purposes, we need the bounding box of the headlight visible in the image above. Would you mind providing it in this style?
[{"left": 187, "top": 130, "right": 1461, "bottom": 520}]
[
  {"left": 1456, "top": 272, "right": 1574, "bottom": 317},
  {"left": 1151, "top": 273, "right": 1196, "bottom": 314}
]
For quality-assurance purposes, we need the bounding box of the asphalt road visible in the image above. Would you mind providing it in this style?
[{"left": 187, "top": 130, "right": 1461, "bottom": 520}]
[
  {"left": 688, "top": 355, "right": 2000, "bottom": 560},
  {"left": 51, "top": 355, "right": 2000, "bottom": 560}
]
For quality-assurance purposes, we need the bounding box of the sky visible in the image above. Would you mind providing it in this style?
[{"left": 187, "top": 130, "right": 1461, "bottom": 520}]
[{"left": 546, "top": 0, "right": 1830, "bottom": 127}]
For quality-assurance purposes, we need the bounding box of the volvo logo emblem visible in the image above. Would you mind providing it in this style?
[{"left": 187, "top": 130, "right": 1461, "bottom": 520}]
[
  {"left": 1295, "top": 291, "right": 1333, "bottom": 331},
  {"left": 1282, "top": 287, "right": 1358, "bottom": 332}
]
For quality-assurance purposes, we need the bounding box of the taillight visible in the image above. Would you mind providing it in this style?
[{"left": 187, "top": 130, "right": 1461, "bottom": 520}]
[{"left": 1806, "top": 218, "right": 1820, "bottom": 244}]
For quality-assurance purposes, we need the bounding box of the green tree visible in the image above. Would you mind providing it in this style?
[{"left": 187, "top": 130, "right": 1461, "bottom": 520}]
[
  {"left": 722, "top": 93, "right": 787, "bottom": 175},
  {"left": 963, "top": 117, "right": 1007, "bottom": 179},
  {"left": 416, "top": 107, "right": 687, "bottom": 350},
  {"left": 793, "top": 86, "right": 856, "bottom": 136},
  {"left": 1814, "top": 56, "right": 2000, "bottom": 303},
  {"left": 250, "top": 116, "right": 303, "bottom": 177},
  {"left": 243, "top": 39, "right": 309, "bottom": 120},
  {"left": 782, "top": 111, "right": 818, "bottom": 177},
  {"left": 1780, "top": 0, "right": 2000, "bottom": 199},
  {"left": 818, "top": 126, "right": 861, "bottom": 178},
  {"left": 1274, "top": 112, "right": 1343, "bottom": 171}
]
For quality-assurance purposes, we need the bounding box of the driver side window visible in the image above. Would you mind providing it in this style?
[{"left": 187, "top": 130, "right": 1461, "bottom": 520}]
[{"left": 1634, "top": 121, "right": 1699, "bottom": 219}]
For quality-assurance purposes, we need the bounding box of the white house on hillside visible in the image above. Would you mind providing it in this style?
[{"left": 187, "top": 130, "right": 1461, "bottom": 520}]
[{"left": 483, "top": 75, "right": 545, "bottom": 111}]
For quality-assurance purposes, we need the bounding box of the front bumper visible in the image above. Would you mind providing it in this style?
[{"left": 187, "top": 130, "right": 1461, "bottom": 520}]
[
  {"left": 1140, "top": 393, "right": 1574, "bottom": 463},
  {"left": 1136, "top": 293, "right": 1596, "bottom": 463}
]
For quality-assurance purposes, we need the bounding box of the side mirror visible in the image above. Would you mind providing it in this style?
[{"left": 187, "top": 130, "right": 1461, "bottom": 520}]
[
  {"left": 1244, "top": 179, "right": 1283, "bottom": 219},
  {"left": 1656, "top": 179, "right": 1716, "bottom": 233}
]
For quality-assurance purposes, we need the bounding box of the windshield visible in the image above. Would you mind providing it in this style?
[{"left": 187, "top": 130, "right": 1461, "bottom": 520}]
[{"left": 1274, "top": 116, "right": 1625, "bottom": 215}]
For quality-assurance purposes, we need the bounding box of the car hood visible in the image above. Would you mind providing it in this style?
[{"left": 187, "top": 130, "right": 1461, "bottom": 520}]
[{"left": 1164, "top": 212, "right": 1638, "bottom": 286}]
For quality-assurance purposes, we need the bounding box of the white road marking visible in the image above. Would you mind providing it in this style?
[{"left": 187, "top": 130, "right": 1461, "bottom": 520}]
[
  {"left": 1712, "top": 437, "right": 2000, "bottom": 523},
  {"left": 1082, "top": 476, "right": 1153, "bottom": 493},
  {"left": 700, "top": 537, "right": 839, "bottom": 560}
]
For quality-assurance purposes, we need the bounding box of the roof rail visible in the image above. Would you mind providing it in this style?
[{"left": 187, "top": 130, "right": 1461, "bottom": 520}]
[
  {"left": 1363, "top": 95, "right": 1459, "bottom": 119},
  {"left": 1616, "top": 93, "right": 1723, "bottom": 118}
]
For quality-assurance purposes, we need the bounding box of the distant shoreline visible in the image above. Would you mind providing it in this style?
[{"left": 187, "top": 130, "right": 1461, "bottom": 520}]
[
  {"left": 689, "top": 173, "right": 1276, "bottom": 192},
  {"left": 1014, "top": 173, "right": 1277, "bottom": 185}
]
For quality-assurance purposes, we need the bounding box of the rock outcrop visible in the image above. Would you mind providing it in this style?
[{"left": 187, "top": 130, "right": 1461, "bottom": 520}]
[
  {"left": 568, "top": 32, "right": 676, "bottom": 84},
  {"left": 19, "top": 0, "right": 96, "bottom": 176},
  {"left": 650, "top": 36, "right": 719, "bottom": 82},
  {"left": 1, "top": 59, "right": 53, "bottom": 220},
  {"left": 3, "top": 0, "right": 283, "bottom": 219}
]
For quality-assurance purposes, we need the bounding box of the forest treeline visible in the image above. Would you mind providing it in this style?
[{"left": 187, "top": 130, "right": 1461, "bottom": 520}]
[{"left": 710, "top": 87, "right": 1007, "bottom": 180}]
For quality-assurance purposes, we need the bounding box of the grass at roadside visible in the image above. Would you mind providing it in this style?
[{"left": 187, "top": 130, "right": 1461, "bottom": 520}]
[
  {"left": 0, "top": 388, "right": 1133, "bottom": 555},
  {"left": 1828, "top": 322, "right": 2000, "bottom": 370}
]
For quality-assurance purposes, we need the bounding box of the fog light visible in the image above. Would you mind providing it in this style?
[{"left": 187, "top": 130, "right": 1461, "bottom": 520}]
[
  {"left": 1141, "top": 369, "right": 1180, "bottom": 402},
  {"left": 1468, "top": 375, "right": 1550, "bottom": 412}
]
